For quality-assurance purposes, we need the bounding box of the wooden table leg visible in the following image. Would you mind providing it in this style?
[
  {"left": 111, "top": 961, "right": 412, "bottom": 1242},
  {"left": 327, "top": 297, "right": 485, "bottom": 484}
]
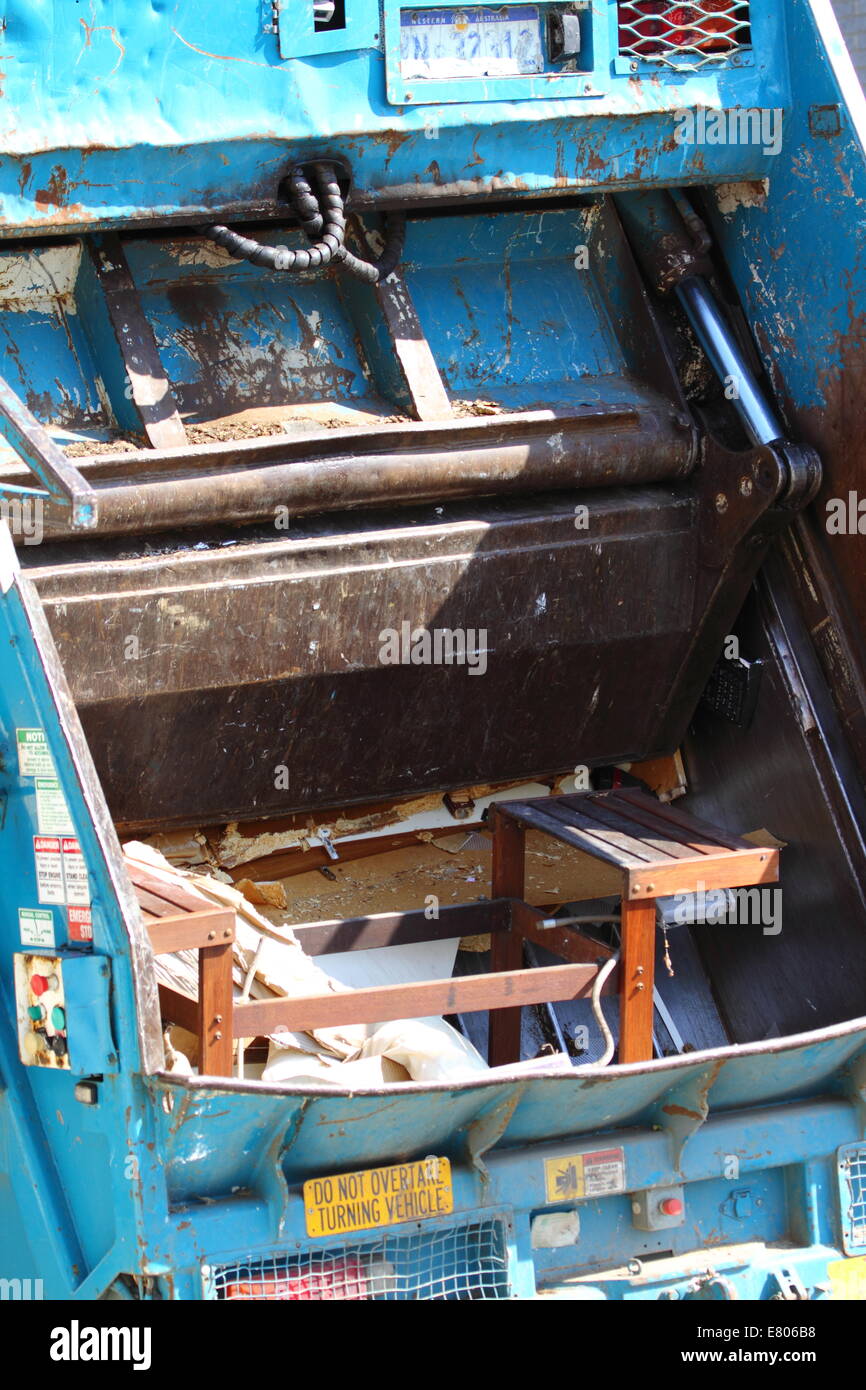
[
  {"left": 199, "top": 942, "right": 234, "bottom": 1076},
  {"left": 488, "top": 811, "right": 526, "bottom": 1067},
  {"left": 618, "top": 898, "right": 656, "bottom": 1064}
]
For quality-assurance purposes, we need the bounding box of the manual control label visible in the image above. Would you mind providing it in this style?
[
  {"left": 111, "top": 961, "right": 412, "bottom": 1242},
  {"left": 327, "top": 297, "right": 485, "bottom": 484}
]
[{"left": 19, "top": 907, "right": 56, "bottom": 949}]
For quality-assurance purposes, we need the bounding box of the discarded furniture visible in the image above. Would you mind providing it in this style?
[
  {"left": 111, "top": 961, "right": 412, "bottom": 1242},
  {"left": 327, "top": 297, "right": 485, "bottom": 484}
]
[{"left": 148, "top": 790, "right": 779, "bottom": 1075}]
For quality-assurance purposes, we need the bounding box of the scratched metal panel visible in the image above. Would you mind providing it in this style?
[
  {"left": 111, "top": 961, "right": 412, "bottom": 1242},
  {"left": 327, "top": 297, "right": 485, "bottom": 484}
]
[
  {"left": 22, "top": 491, "right": 699, "bottom": 828},
  {"left": 153, "top": 1018, "right": 866, "bottom": 1199},
  {"left": 707, "top": 4, "right": 866, "bottom": 785},
  {"left": 0, "top": 244, "right": 110, "bottom": 436},
  {"left": 0, "top": 0, "right": 790, "bottom": 231},
  {"left": 404, "top": 208, "right": 621, "bottom": 404},
  {"left": 122, "top": 235, "right": 380, "bottom": 421}
]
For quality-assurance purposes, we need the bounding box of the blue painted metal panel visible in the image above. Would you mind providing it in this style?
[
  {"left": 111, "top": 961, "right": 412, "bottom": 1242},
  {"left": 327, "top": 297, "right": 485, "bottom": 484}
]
[
  {"left": 708, "top": 3, "right": 866, "bottom": 416},
  {"left": 0, "top": 0, "right": 790, "bottom": 232}
]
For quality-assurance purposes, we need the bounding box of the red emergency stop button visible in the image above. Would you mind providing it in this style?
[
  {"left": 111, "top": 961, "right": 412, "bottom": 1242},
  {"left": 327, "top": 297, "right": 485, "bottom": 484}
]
[
  {"left": 659, "top": 1197, "right": 684, "bottom": 1217},
  {"left": 30, "top": 974, "right": 49, "bottom": 996}
]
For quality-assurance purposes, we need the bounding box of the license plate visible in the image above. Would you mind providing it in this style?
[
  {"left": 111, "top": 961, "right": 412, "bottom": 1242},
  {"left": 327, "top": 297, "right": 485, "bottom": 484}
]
[
  {"left": 304, "top": 1156, "right": 454, "bottom": 1238},
  {"left": 400, "top": 6, "right": 544, "bottom": 80},
  {"left": 827, "top": 1254, "right": 866, "bottom": 1299}
]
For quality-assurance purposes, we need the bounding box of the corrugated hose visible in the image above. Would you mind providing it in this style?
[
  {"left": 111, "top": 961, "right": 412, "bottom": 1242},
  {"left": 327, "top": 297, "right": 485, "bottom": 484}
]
[{"left": 203, "top": 162, "right": 405, "bottom": 282}]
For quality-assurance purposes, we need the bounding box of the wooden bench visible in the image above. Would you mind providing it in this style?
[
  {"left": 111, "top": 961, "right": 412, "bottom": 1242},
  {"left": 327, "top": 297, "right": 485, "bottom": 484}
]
[
  {"left": 489, "top": 789, "right": 780, "bottom": 1064},
  {"left": 144, "top": 789, "right": 779, "bottom": 1075}
]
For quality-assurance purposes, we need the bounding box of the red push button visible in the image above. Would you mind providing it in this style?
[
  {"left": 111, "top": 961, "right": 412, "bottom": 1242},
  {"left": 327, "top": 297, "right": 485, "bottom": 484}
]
[
  {"left": 30, "top": 974, "right": 49, "bottom": 996},
  {"left": 659, "top": 1197, "right": 684, "bottom": 1217}
]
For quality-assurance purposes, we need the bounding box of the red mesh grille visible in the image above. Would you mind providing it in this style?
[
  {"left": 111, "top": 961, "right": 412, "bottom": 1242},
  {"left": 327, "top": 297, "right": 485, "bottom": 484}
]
[{"left": 618, "top": 1, "right": 751, "bottom": 66}]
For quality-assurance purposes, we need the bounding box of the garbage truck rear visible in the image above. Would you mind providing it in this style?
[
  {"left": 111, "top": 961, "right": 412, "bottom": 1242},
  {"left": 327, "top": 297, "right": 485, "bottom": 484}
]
[{"left": 0, "top": 0, "right": 865, "bottom": 1302}]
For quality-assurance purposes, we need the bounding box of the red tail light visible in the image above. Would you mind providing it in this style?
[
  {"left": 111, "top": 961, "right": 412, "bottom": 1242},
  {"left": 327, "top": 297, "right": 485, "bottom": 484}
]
[
  {"left": 698, "top": 0, "right": 740, "bottom": 52},
  {"left": 618, "top": 2, "right": 748, "bottom": 59},
  {"left": 225, "top": 1257, "right": 367, "bottom": 1300}
]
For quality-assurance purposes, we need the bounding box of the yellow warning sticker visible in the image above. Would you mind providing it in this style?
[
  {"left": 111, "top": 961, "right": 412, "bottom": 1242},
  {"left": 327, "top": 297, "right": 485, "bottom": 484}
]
[
  {"left": 304, "top": 1156, "right": 453, "bottom": 1238},
  {"left": 544, "top": 1148, "right": 626, "bottom": 1203},
  {"left": 827, "top": 1255, "right": 866, "bottom": 1300}
]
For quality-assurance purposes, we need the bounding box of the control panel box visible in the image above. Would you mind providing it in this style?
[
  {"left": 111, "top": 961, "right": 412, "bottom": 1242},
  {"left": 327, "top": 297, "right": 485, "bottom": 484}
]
[{"left": 13, "top": 951, "right": 117, "bottom": 1075}]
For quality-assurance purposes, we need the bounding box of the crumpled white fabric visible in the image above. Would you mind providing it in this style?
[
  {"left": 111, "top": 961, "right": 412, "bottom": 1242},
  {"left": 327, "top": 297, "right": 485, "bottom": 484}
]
[{"left": 357, "top": 1016, "right": 489, "bottom": 1083}]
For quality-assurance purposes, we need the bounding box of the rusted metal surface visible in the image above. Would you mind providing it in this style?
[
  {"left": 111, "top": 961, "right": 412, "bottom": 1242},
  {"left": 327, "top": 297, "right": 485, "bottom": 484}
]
[{"left": 1, "top": 401, "right": 696, "bottom": 538}]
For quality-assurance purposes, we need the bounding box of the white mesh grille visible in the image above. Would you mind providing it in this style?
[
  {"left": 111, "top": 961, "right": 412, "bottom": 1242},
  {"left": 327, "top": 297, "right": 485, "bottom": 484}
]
[
  {"left": 209, "top": 1219, "right": 510, "bottom": 1300},
  {"left": 618, "top": 1, "right": 751, "bottom": 68},
  {"left": 841, "top": 1147, "right": 866, "bottom": 1253}
]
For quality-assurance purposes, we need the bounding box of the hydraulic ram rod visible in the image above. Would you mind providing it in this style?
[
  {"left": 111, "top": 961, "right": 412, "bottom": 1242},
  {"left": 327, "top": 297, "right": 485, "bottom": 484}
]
[{"left": 675, "top": 276, "right": 784, "bottom": 447}]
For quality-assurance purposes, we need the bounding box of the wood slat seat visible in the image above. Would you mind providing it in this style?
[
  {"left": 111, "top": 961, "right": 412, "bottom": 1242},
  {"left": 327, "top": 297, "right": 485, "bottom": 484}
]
[{"left": 490, "top": 789, "right": 780, "bottom": 1064}]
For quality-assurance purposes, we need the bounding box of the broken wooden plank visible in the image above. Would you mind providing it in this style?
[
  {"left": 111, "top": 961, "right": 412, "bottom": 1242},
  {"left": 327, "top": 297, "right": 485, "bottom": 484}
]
[{"left": 232, "top": 960, "right": 617, "bottom": 1038}]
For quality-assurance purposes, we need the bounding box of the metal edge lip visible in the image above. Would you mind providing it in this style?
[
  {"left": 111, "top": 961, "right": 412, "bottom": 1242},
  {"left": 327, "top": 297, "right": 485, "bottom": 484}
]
[{"left": 150, "top": 1010, "right": 866, "bottom": 1098}]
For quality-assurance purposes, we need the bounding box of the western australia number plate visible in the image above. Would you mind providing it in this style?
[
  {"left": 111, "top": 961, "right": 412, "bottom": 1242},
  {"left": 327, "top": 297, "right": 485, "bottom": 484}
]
[
  {"left": 400, "top": 6, "right": 544, "bottom": 80},
  {"left": 304, "top": 1157, "right": 454, "bottom": 1238}
]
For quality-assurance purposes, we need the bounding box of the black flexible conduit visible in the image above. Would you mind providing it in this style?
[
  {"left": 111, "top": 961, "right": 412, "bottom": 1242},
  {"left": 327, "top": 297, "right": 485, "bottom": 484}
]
[{"left": 204, "top": 162, "right": 405, "bottom": 283}]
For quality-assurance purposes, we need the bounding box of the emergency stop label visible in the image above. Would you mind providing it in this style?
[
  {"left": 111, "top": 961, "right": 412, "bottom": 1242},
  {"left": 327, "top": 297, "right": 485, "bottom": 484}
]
[
  {"left": 543, "top": 1147, "right": 626, "bottom": 1203},
  {"left": 19, "top": 907, "right": 56, "bottom": 949},
  {"left": 16, "top": 728, "right": 55, "bottom": 778},
  {"left": 67, "top": 906, "right": 93, "bottom": 943},
  {"left": 304, "top": 1156, "right": 453, "bottom": 1238}
]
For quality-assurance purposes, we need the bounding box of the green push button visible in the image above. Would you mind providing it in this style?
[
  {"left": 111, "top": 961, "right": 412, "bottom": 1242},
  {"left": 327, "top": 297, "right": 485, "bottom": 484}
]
[
  {"left": 51, "top": 1005, "right": 66, "bottom": 1031},
  {"left": 27, "top": 1004, "right": 44, "bottom": 1022}
]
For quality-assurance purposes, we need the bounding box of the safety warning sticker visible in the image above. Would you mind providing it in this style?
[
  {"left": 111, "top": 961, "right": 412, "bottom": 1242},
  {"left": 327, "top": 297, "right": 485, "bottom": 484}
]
[
  {"left": 543, "top": 1147, "right": 626, "bottom": 1203},
  {"left": 19, "top": 907, "right": 56, "bottom": 949},
  {"left": 16, "top": 728, "right": 55, "bottom": 778},
  {"left": 35, "top": 778, "right": 74, "bottom": 836},
  {"left": 33, "top": 836, "right": 65, "bottom": 905},
  {"left": 67, "top": 906, "right": 93, "bottom": 943},
  {"left": 61, "top": 837, "right": 90, "bottom": 906}
]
